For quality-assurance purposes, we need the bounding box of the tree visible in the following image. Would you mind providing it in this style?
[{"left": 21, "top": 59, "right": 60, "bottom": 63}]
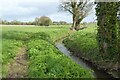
[
  {"left": 59, "top": 0, "right": 94, "bottom": 30},
  {"left": 53, "top": 21, "right": 59, "bottom": 25},
  {"left": 95, "top": 1, "right": 119, "bottom": 62},
  {"left": 1, "top": 20, "right": 9, "bottom": 25},
  {"left": 59, "top": 21, "right": 67, "bottom": 25},
  {"left": 11, "top": 20, "right": 21, "bottom": 25},
  {"left": 35, "top": 16, "right": 52, "bottom": 26},
  {"left": 0, "top": 18, "right": 2, "bottom": 24},
  {"left": 117, "top": 5, "right": 120, "bottom": 63}
]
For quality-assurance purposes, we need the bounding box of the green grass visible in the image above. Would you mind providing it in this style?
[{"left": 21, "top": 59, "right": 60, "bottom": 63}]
[
  {"left": 2, "top": 25, "right": 70, "bottom": 42},
  {"left": 2, "top": 25, "right": 94, "bottom": 78},
  {"left": 2, "top": 25, "right": 69, "bottom": 32},
  {"left": 63, "top": 23, "right": 118, "bottom": 67},
  {"left": 63, "top": 26, "right": 100, "bottom": 61},
  {"left": 27, "top": 39, "right": 93, "bottom": 78},
  {"left": 2, "top": 39, "right": 23, "bottom": 77},
  {"left": 0, "top": 25, "right": 1, "bottom": 77}
]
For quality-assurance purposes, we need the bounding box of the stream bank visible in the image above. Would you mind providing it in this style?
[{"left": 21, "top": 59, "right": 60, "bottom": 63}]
[
  {"left": 54, "top": 32, "right": 118, "bottom": 79},
  {"left": 55, "top": 42, "right": 114, "bottom": 79},
  {"left": 62, "top": 40, "right": 120, "bottom": 78}
]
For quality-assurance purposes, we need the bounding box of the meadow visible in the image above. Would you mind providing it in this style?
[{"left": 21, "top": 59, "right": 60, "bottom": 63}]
[{"left": 1, "top": 25, "right": 93, "bottom": 78}]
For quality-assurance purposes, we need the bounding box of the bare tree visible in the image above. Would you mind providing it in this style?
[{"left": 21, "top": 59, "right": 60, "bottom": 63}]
[{"left": 59, "top": 0, "right": 94, "bottom": 30}]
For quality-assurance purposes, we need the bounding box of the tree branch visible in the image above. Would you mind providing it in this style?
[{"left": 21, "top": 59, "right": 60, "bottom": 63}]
[{"left": 62, "top": 5, "right": 73, "bottom": 14}]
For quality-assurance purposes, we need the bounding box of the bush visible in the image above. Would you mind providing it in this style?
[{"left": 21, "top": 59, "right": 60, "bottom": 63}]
[{"left": 35, "top": 16, "right": 52, "bottom": 26}]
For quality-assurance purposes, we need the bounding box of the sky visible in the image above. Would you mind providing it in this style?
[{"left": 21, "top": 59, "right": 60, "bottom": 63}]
[{"left": 0, "top": 0, "right": 97, "bottom": 23}]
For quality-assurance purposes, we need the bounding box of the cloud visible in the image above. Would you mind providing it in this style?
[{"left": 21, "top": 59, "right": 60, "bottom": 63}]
[
  {"left": 49, "top": 12, "right": 72, "bottom": 23},
  {"left": 0, "top": 0, "right": 96, "bottom": 22},
  {"left": 0, "top": 0, "right": 60, "bottom": 21}
]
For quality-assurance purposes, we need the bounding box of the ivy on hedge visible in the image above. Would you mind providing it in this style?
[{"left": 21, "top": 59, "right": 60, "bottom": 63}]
[{"left": 95, "top": 1, "right": 120, "bottom": 62}]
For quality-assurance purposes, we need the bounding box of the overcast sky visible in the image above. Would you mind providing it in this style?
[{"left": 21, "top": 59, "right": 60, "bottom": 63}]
[{"left": 0, "top": 0, "right": 97, "bottom": 23}]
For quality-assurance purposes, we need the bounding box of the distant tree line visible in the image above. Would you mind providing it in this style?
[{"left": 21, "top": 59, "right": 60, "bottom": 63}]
[
  {"left": 0, "top": 19, "right": 36, "bottom": 25},
  {"left": 53, "top": 21, "right": 70, "bottom": 25},
  {"left": 0, "top": 16, "right": 69, "bottom": 26},
  {"left": 35, "top": 16, "right": 69, "bottom": 26}
]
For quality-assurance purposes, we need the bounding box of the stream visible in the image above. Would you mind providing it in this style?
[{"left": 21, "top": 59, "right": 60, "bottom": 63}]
[{"left": 55, "top": 42, "right": 114, "bottom": 79}]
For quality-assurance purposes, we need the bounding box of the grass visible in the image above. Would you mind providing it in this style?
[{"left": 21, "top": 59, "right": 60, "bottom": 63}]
[
  {"left": 2, "top": 39, "right": 23, "bottom": 77},
  {"left": 1, "top": 25, "right": 94, "bottom": 78},
  {"left": 27, "top": 39, "right": 93, "bottom": 78},
  {"left": 2, "top": 25, "right": 70, "bottom": 42},
  {"left": 63, "top": 23, "right": 119, "bottom": 68},
  {"left": 63, "top": 26, "right": 100, "bottom": 61},
  {"left": 2, "top": 25, "right": 69, "bottom": 32},
  {"left": 0, "top": 39, "right": 2, "bottom": 77}
]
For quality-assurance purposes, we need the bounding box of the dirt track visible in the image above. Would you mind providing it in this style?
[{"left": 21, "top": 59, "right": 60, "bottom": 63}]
[{"left": 7, "top": 47, "right": 28, "bottom": 78}]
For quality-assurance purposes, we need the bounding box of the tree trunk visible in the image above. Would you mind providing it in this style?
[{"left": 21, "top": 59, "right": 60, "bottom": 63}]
[
  {"left": 71, "top": 15, "right": 76, "bottom": 30},
  {"left": 75, "top": 18, "right": 83, "bottom": 31},
  {"left": 97, "top": 14, "right": 108, "bottom": 55},
  {"left": 71, "top": 1, "right": 77, "bottom": 31},
  {"left": 75, "top": 20, "right": 80, "bottom": 30}
]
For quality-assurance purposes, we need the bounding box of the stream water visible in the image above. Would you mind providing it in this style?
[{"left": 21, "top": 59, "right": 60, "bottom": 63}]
[{"left": 55, "top": 42, "right": 114, "bottom": 79}]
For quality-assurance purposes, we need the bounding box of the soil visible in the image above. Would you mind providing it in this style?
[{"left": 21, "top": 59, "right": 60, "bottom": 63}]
[{"left": 7, "top": 47, "right": 28, "bottom": 78}]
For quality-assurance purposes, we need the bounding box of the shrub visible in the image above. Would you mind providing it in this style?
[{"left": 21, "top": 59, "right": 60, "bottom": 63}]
[{"left": 35, "top": 16, "right": 52, "bottom": 26}]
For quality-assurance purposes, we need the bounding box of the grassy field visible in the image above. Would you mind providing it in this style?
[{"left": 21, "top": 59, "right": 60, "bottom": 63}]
[
  {"left": 2, "top": 25, "right": 70, "bottom": 42},
  {"left": 1, "top": 25, "right": 93, "bottom": 78},
  {"left": 0, "top": 39, "right": 2, "bottom": 77}
]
